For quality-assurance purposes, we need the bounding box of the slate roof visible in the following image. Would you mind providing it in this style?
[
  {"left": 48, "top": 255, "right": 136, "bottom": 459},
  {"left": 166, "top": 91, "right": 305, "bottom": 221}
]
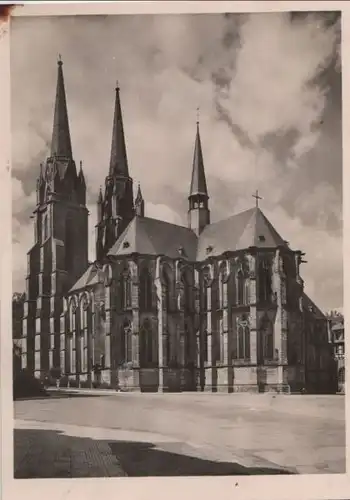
[
  {"left": 302, "top": 293, "right": 326, "bottom": 319},
  {"left": 107, "top": 215, "right": 198, "bottom": 260},
  {"left": 196, "top": 207, "right": 287, "bottom": 260},
  {"left": 68, "top": 264, "right": 104, "bottom": 293},
  {"left": 69, "top": 206, "right": 294, "bottom": 293}
]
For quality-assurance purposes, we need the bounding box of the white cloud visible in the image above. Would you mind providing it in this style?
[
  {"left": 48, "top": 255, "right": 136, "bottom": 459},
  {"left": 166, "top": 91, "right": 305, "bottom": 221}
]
[{"left": 11, "top": 13, "right": 342, "bottom": 311}]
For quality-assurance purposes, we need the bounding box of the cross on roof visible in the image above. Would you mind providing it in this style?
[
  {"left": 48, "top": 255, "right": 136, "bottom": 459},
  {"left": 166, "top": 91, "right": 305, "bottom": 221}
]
[
  {"left": 252, "top": 189, "right": 262, "bottom": 208},
  {"left": 196, "top": 106, "right": 200, "bottom": 124}
]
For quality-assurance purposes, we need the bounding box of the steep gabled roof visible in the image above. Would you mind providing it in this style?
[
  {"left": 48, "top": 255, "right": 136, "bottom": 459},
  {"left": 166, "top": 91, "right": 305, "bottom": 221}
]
[
  {"left": 108, "top": 215, "right": 198, "bottom": 260},
  {"left": 68, "top": 264, "right": 104, "bottom": 293},
  {"left": 302, "top": 293, "right": 326, "bottom": 319},
  {"left": 197, "top": 207, "right": 287, "bottom": 259}
]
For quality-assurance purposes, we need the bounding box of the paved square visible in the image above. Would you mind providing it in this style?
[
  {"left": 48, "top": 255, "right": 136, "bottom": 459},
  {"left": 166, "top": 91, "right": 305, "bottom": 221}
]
[{"left": 14, "top": 392, "right": 346, "bottom": 477}]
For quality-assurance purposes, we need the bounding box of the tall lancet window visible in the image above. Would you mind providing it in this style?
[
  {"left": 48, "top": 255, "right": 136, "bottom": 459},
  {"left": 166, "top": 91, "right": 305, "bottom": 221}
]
[
  {"left": 259, "top": 256, "right": 272, "bottom": 303},
  {"left": 65, "top": 217, "right": 74, "bottom": 273},
  {"left": 236, "top": 268, "right": 249, "bottom": 306},
  {"left": 139, "top": 267, "right": 153, "bottom": 311},
  {"left": 121, "top": 270, "right": 132, "bottom": 310},
  {"left": 140, "top": 318, "right": 155, "bottom": 367},
  {"left": 121, "top": 319, "right": 132, "bottom": 363},
  {"left": 219, "top": 263, "right": 228, "bottom": 309},
  {"left": 42, "top": 213, "right": 49, "bottom": 241},
  {"left": 202, "top": 267, "right": 210, "bottom": 313},
  {"left": 236, "top": 315, "right": 250, "bottom": 360},
  {"left": 260, "top": 315, "right": 274, "bottom": 362}
]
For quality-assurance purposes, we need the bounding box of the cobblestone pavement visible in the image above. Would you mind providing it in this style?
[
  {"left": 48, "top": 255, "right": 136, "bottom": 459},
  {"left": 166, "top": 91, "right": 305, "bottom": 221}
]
[{"left": 14, "top": 392, "right": 346, "bottom": 476}]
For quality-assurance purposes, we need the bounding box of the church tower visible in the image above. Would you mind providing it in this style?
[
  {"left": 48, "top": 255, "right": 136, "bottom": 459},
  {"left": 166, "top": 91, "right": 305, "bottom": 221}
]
[
  {"left": 22, "top": 57, "right": 89, "bottom": 378},
  {"left": 95, "top": 84, "right": 134, "bottom": 260},
  {"left": 188, "top": 120, "right": 210, "bottom": 236}
]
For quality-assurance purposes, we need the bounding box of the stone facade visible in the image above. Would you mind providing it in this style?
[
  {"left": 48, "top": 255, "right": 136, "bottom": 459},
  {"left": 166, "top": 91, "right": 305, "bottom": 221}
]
[{"left": 18, "top": 59, "right": 336, "bottom": 394}]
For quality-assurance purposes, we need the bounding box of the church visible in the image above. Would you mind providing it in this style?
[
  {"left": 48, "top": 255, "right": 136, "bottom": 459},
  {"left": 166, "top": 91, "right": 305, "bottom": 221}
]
[{"left": 20, "top": 58, "right": 337, "bottom": 394}]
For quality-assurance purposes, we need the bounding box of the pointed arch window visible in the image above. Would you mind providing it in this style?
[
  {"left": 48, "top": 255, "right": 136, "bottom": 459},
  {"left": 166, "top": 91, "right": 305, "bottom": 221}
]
[
  {"left": 233, "top": 315, "right": 250, "bottom": 360},
  {"left": 65, "top": 217, "right": 74, "bottom": 273},
  {"left": 202, "top": 267, "right": 210, "bottom": 313},
  {"left": 139, "top": 268, "right": 153, "bottom": 311},
  {"left": 121, "top": 319, "right": 132, "bottom": 363},
  {"left": 236, "top": 269, "right": 249, "bottom": 306},
  {"left": 121, "top": 271, "right": 132, "bottom": 310},
  {"left": 259, "top": 256, "right": 272, "bottom": 303},
  {"left": 43, "top": 213, "right": 49, "bottom": 241},
  {"left": 140, "top": 318, "right": 155, "bottom": 367},
  {"left": 219, "top": 263, "right": 228, "bottom": 309},
  {"left": 260, "top": 316, "right": 274, "bottom": 362}
]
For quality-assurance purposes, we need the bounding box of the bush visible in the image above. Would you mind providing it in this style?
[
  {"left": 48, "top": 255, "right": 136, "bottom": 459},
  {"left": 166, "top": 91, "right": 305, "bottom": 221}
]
[
  {"left": 80, "top": 380, "right": 91, "bottom": 389},
  {"left": 13, "top": 369, "right": 48, "bottom": 400},
  {"left": 59, "top": 375, "right": 69, "bottom": 388}
]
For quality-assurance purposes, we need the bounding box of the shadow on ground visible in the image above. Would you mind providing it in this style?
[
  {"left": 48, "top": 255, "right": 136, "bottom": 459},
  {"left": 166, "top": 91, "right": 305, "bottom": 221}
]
[
  {"left": 14, "top": 428, "right": 295, "bottom": 478},
  {"left": 14, "top": 391, "right": 106, "bottom": 402}
]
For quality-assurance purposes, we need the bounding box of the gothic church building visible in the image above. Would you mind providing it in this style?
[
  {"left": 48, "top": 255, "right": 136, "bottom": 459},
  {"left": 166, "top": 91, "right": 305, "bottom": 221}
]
[{"left": 20, "top": 59, "right": 336, "bottom": 393}]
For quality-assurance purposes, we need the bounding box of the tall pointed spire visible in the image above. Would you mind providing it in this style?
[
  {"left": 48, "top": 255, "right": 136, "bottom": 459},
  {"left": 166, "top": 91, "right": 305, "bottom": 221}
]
[
  {"left": 189, "top": 120, "right": 208, "bottom": 197},
  {"left": 109, "top": 83, "right": 129, "bottom": 177},
  {"left": 188, "top": 117, "right": 210, "bottom": 235},
  {"left": 51, "top": 55, "right": 73, "bottom": 159}
]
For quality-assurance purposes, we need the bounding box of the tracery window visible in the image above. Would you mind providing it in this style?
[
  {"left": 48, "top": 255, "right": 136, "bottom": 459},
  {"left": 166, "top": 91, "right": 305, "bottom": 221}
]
[
  {"left": 258, "top": 256, "right": 272, "bottom": 303},
  {"left": 236, "top": 269, "right": 249, "bottom": 306},
  {"left": 219, "top": 263, "right": 229, "bottom": 309},
  {"left": 234, "top": 316, "right": 250, "bottom": 360},
  {"left": 202, "top": 267, "right": 210, "bottom": 312},
  {"left": 260, "top": 316, "right": 274, "bottom": 362},
  {"left": 140, "top": 318, "right": 155, "bottom": 366},
  {"left": 139, "top": 268, "right": 153, "bottom": 311},
  {"left": 121, "top": 271, "right": 132, "bottom": 310},
  {"left": 121, "top": 319, "right": 132, "bottom": 363},
  {"left": 65, "top": 217, "right": 74, "bottom": 273}
]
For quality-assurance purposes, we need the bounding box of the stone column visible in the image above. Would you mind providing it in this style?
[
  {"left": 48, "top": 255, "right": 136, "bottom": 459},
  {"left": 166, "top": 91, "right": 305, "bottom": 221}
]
[
  {"left": 155, "top": 257, "right": 164, "bottom": 392},
  {"left": 248, "top": 253, "right": 258, "bottom": 365},
  {"left": 205, "top": 265, "right": 214, "bottom": 391},
  {"left": 273, "top": 249, "right": 288, "bottom": 391},
  {"left": 130, "top": 260, "right": 140, "bottom": 391}
]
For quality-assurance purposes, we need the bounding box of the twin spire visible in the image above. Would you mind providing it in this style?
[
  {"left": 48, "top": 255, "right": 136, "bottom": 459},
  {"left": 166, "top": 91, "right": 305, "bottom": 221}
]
[
  {"left": 50, "top": 56, "right": 210, "bottom": 231},
  {"left": 51, "top": 56, "right": 72, "bottom": 159},
  {"left": 189, "top": 119, "right": 208, "bottom": 199}
]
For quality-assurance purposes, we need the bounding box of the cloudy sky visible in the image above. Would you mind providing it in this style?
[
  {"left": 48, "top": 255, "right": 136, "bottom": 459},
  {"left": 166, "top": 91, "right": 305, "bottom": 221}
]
[{"left": 11, "top": 11, "right": 342, "bottom": 312}]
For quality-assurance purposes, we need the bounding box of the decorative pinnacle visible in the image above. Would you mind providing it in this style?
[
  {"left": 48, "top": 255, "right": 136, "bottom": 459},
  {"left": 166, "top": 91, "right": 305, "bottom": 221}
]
[
  {"left": 58, "top": 53, "right": 62, "bottom": 65},
  {"left": 196, "top": 106, "right": 200, "bottom": 125}
]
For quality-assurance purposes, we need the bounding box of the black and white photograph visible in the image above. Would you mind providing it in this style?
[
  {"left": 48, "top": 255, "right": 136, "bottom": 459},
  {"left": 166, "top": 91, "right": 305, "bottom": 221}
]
[{"left": 4, "top": 1, "right": 346, "bottom": 491}]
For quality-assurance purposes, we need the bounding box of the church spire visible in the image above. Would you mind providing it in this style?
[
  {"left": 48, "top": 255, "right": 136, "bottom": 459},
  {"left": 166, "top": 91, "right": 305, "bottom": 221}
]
[
  {"left": 51, "top": 55, "right": 73, "bottom": 159},
  {"left": 135, "top": 182, "right": 145, "bottom": 217},
  {"left": 189, "top": 120, "right": 208, "bottom": 197},
  {"left": 109, "top": 83, "right": 129, "bottom": 177},
  {"left": 188, "top": 117, "right": 210, "bottom": 236}
]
